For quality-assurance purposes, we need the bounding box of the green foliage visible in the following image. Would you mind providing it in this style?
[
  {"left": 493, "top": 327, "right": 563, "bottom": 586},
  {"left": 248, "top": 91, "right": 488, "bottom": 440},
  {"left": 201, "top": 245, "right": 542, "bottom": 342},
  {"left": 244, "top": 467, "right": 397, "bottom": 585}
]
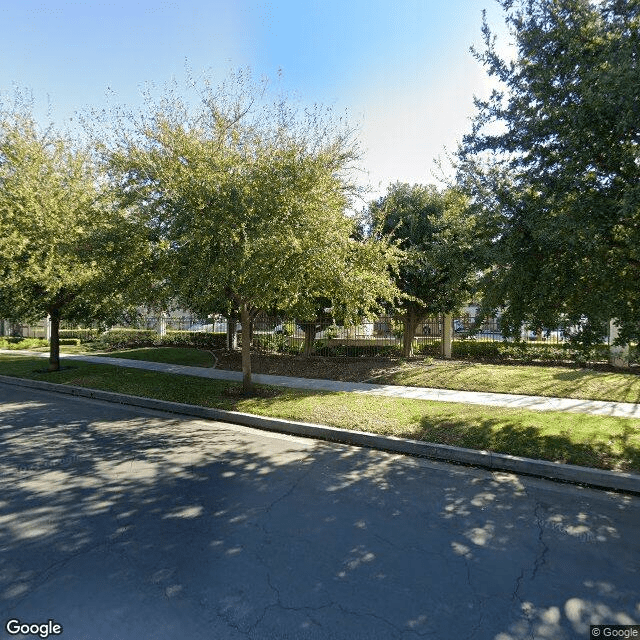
[
  {"left": 0, "top": 337, "right": 49, "bottom": 350},
  {"left": 161, "top": 331, "right": 227, "bottom": 350},
  {"left": 253, "top": 333, "right": 291, "bottom": 353},
  {"left": 59, "top": 328, "right": 100, "bottom": 341},
  {"left": 369, "top": 183, "right": 478, "bottom": 316},
  {"left": 414, "top": 341, "right": 441, "bottom": 357},
  {"left": 459, "top": 0, "right": 640, "bottom": 345},
  {"left": 106, "top": 72, "right": 401, "bottom": 390},
  {"left": 95, "top": 329, "right": 159, "bottom": 350},
  {"left": 95, "top": 329, "right": 226, "bottom": 351},
  {"left": 0, "top": 97, "right": 152, "bottom": 369},
  {"left": 322, "top": 324, "right": 339, "bottom": 340},
  {"left": 413, "top": 338, "right": 612, "bottom": 365},
  {"left": 451, "top": 340, "right": 610, "bottom": 364},
  {"left": 367, "top": 183, "right": 480, "bottom": 355},
  {"left": 59, "top": 338, "right": 82, "bottom": 346}
]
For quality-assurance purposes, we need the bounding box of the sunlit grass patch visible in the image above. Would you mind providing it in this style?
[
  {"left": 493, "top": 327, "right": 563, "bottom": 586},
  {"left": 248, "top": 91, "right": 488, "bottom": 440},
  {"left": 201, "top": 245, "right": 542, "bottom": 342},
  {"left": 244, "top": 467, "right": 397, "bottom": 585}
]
[
  {"left": 380, "top": 360, "right": 640, "bottom": 404},
  {"left": 1, "top": 354, "right": 639, "bottom": 473}
]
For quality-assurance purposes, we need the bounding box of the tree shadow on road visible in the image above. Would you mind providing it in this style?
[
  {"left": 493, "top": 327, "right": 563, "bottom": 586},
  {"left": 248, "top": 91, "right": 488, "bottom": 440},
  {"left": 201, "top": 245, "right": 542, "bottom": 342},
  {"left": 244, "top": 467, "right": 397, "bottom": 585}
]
[{"left": 0, "top": 393, "right": 638, "bottom": 639}]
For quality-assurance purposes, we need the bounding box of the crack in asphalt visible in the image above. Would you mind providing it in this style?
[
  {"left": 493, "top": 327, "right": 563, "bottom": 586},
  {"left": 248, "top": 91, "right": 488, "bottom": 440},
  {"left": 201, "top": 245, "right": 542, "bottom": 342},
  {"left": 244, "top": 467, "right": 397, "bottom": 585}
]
[
  {"left": 532, "top": 502, "right": 550, "bottom": 580},
  {"left": 262, "top": 454, "right": 315, "bottom": 516},
  {"left": 508, "top": 499, "right": 553, "bottom": 640},
  {"left": 335, "top": 602, "right": 435, "bottom": 639},
  {"left": 0, "top": 532, "right": 128, "bottom": 617}
]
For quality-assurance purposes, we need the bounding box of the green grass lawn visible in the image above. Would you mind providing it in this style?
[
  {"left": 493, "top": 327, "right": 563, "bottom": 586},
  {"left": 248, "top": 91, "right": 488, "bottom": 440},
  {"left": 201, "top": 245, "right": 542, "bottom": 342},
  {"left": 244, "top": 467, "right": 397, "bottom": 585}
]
[
  {"left": 1, "top": 353, "right": 639, "bottom": 474},
  {"left": 90, "top": 345, "right": 640, "bottom": 403},
  {"left": 376, "top": 360, "right": 640, "bottom": 404},
  {"left": 11, "top": 344, "right": 640, "bottom": 403},
  {"left": 96, "top": 346, "right": 217, "bottom": 367}
]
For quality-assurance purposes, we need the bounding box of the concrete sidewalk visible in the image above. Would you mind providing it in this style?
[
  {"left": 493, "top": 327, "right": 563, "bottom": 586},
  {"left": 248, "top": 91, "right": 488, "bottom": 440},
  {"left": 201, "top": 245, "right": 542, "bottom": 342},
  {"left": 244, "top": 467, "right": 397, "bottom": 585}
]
[{"left": 4, "top": 349, "right": 640, "bottom": 418}]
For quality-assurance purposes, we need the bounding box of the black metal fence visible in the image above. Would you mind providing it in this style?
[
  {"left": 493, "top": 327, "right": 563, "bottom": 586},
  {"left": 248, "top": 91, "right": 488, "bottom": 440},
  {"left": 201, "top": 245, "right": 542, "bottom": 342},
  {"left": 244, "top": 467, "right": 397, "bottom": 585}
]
[
  {"left": 3, "top": 314, "right": 614, "bottom": 351},
  {"left": 2, "top": 314, "right": 608, "bottom": 342}
]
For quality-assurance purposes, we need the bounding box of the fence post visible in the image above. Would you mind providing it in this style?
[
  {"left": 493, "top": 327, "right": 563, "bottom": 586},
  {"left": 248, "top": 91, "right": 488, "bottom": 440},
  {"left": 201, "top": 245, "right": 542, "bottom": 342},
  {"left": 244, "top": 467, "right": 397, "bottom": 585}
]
[
  {"left": 157, "top": 313, "right": 167, "bottom": 337},
  {"left": 442, "top": 313, "right": 453, "bottom": 359},
  {"left": 45, "top": 315, "right": 52, "bottom": 341},
  {"left": 609, "top": 319, "right": 629, "bottom": 369}
]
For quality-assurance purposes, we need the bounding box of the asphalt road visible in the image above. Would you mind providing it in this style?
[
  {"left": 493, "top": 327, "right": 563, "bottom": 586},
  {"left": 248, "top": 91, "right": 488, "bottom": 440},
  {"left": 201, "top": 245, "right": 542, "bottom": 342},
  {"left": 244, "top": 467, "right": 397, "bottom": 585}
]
[{"left": 1, "top": 383, "right": 638, "bottom": 640}]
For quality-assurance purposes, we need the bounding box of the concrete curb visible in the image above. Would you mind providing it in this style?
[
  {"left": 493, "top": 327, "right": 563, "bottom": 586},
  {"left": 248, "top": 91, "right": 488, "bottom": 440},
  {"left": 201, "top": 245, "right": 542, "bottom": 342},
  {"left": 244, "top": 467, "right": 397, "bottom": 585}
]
[{"left": 1, "top": 373, "right": 639, "bottom": 494}]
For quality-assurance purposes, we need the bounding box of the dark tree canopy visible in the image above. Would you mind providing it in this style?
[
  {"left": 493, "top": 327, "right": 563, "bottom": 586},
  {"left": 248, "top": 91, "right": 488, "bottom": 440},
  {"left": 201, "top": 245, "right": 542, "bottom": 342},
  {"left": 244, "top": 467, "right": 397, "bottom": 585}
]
[
  {"left": 368, "top": 183, "right": 479, "bottom": 355},
  {"left": 458, "top": 0, "right": 640, "bottom": 344}
]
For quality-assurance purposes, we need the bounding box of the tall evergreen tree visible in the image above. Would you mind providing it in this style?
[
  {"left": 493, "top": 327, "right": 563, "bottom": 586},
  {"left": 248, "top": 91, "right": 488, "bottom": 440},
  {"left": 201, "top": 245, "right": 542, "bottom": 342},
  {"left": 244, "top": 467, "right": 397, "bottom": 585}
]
[
  {"left": 459, "top": 0, "right": 640, "bottom": 344},
  {"left": 368, "top": 183, "right": 478, "bottom": 356}
]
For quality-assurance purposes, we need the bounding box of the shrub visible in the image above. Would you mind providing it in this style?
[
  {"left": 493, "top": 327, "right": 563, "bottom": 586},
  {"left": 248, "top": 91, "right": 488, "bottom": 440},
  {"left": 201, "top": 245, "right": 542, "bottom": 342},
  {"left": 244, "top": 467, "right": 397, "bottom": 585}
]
[
  {"left": 60, "top": 328, "right": 99, "bottom": 341},
  {"left": 254, "top": 334, "right": 290, "bottom": 353},
  {"left": 322, "top": 324, "right": 340, "bottom": 340},
  {"left": 162, "top": 330, "right": 226, "bottom": 350},
  {"left": 414, "top": 341, "right": 440, "bottom": 357},
  {"left": 444, "top": 339, "right": 611, "bottom": 365},
  {"left": 95, "top": 329, "right": 159, "bottom": 350},
  {"left": 59, "top": 338, "right": 82, "bottom": 346},
  {"left": 94, "top": 329, "right": 227, "bottom": 351},
  {"left": 453, "top": 340, "right": 502, "bottom": 360},
  {"left": 1, "top": 337, "right": 49, "bottom": 350}
]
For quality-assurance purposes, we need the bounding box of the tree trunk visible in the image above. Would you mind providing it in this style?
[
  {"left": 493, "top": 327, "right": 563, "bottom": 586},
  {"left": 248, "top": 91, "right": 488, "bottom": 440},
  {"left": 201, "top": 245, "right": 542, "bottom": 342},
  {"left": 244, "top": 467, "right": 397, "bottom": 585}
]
[
  {"left": 402, "top": 308, "right": 419, "bottom": 358},
  {"left": 49, "top": 308, "right": 61, "bottom": 372},
  {"left": 303, "top": 321, "right": 315, "bottom": 357},
  {"left": 240, "top": 303, "right": 252, "bottom": 395},
  {"left": 226, "top": 310, "right": 238, "bottom": 350},
  {"left": 442, "top": 313, "right": 453, "bottom": 359}
]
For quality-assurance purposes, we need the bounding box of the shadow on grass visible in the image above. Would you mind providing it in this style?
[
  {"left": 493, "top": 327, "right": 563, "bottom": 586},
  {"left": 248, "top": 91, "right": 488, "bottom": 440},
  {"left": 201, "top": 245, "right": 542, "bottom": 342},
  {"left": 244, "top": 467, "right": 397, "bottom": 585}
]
[
  {"left": 2, "top": 355, "right": 640, "bottom": 474},
  {"left": 410, "top": 417, "right": 640, "bottom": 473},
  {"left": 551, "top": 369, "right": 640, "bottom": 404},
  {"left": 96, "top": 347, "right": 216, "bottom": 368}
]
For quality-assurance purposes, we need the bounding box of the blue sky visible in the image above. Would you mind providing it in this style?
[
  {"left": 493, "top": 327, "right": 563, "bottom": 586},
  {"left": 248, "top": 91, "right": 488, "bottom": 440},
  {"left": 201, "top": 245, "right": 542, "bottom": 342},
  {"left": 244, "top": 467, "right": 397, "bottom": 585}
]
[{"left": 0, "top": 0, "right": 511, "bottom": 201}]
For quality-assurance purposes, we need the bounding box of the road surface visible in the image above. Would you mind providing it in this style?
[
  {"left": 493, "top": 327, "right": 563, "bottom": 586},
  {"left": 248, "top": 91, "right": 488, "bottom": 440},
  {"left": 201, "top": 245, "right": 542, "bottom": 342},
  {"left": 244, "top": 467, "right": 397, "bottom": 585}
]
[{"left": 1, "top": 383, "right": 638, "bottom": 639}]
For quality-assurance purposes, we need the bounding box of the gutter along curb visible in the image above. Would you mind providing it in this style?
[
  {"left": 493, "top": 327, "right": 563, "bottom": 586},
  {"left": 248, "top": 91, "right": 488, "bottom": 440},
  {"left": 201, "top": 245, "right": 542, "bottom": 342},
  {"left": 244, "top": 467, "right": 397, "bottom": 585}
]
[{"left": 1, "top": 373, "right": 638, "bottom": 494}]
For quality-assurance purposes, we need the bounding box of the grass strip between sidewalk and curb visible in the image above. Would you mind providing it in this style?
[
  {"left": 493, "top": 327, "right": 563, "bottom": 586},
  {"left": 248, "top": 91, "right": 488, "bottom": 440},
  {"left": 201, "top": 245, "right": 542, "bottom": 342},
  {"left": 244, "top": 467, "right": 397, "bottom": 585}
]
[{"left": 1, "top": 353, "right": 639, "bottom": 477}]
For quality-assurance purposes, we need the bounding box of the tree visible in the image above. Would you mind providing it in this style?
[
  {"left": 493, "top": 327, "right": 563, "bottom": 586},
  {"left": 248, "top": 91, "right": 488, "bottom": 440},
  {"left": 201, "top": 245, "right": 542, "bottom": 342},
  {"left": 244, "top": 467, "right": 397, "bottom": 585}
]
[
  {"left": 108, "top": 73, "right": 401, "bottom": 393},
  {"left": 367, "top": 183, "right": 479, "bottom": 356},
  {"left": 458, "top": 0, "right": 640, "bottom": 345},
  {"left": 0, "top": 105, "right": 149, "bottom": 370}
]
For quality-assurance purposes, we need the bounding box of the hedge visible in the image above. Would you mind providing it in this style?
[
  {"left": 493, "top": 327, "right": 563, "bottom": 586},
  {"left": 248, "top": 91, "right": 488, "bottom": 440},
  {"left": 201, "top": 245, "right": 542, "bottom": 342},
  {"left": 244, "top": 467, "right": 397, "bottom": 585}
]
[
  {"left": 411, "top": 339, "right": 619, "bottom": 364},
  {"left": 95, "top": 329, "right": 226, "bottom": 351},
  {"left": 59, "top": 338, "right": 82, "bottom": 346},
  {"left": 59, "top": 328, "right": 99, "bottom": 341},
  {"left": 445, "top": 340, "right": 610, "bottom": 364}
]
